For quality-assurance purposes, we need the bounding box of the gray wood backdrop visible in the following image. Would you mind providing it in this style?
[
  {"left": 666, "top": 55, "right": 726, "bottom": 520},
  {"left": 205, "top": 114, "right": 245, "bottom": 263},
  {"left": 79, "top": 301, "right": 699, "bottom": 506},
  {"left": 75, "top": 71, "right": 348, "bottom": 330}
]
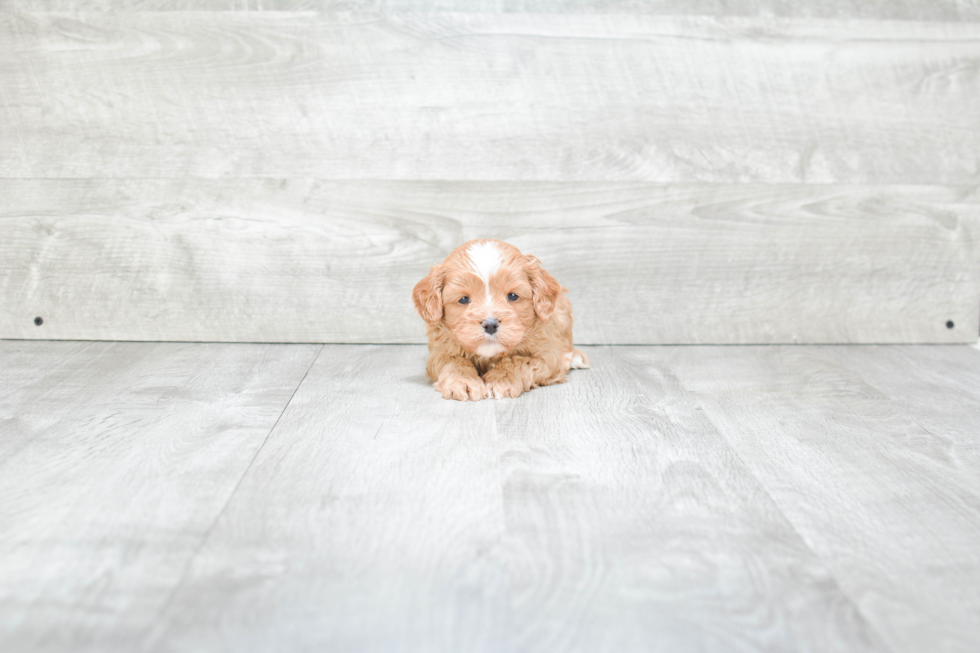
[{"left": 1, "top": 2, "right": 978, "bottom": 343}]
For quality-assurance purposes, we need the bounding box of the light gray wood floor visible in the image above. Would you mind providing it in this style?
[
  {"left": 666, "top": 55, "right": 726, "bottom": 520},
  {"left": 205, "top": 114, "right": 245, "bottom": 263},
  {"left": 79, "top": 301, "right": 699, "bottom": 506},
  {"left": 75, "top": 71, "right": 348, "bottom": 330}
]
[{"left": 1, "top": 341, "right": 978, "bottom": 652}]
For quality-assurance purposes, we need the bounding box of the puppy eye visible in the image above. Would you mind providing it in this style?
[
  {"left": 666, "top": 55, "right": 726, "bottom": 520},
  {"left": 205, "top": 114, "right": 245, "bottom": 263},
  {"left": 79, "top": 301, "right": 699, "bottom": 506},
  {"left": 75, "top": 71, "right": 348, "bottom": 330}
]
[
  {"left": 458, "top": 296, "right": 470, "bottom": 305},
  {"left": 507, "top": 293, "right": 519, "bottom": 301}
]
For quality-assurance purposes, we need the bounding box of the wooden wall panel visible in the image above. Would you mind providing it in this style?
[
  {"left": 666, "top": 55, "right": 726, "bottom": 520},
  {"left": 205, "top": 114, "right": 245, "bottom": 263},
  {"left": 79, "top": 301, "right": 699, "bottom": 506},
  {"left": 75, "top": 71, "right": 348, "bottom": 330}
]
[
  {"left": 2, "top": 179, "right": 976, "bottom": 344},
  {"left": 2, "top": 7, "right": 978, "bottom": 344},
  {"left": 3, "top": 1, "right": 980, "bottom": 20},
  {"left": 1, "top": 12, "right": 979, "bottom": 183}
]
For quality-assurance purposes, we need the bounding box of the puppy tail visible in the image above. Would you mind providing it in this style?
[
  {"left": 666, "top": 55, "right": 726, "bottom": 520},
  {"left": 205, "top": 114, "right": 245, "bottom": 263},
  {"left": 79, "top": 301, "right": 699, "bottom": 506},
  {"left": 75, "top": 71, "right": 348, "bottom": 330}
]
[{"left": 568, "top": 347, "right": 590, "bottom": 370}]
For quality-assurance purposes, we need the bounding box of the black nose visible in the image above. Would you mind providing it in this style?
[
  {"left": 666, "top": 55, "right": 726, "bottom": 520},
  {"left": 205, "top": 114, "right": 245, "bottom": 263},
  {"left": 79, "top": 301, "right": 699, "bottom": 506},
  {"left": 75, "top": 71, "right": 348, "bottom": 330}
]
[{"left": 482, "top": 318, "right": 499, "bottom": 335}]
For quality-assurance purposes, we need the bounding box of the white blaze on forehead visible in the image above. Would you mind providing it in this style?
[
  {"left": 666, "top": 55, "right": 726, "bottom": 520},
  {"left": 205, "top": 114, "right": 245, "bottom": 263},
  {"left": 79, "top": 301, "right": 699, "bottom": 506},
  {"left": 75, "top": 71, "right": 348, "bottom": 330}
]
[
  {"left": 467, "top": 241, "right": 503, "bottom": 283},
  {"left": 466, "top": 241, "right": 503, "bottom": 308}
]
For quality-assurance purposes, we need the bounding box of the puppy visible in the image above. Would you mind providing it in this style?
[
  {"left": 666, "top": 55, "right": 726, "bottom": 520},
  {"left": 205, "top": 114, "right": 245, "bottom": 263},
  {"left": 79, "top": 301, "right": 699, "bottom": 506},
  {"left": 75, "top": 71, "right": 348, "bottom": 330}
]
[{"left": 412, "top": 239, "right": 589, "bottom": 401}]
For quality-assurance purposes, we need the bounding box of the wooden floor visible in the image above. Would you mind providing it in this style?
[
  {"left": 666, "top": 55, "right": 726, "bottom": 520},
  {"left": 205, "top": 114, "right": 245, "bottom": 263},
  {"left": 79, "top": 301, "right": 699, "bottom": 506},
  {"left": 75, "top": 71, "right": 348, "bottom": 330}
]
[{"left": 1, "top": 341, "right": 979, "bottom": 653}]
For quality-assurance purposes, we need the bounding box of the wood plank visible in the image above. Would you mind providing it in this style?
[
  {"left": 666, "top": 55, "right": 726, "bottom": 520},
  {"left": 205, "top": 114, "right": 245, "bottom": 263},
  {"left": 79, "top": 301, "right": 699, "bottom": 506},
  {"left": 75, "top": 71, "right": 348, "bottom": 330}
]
[
  {"left": 0, "top": 340, "right": 320, "bottom": 652},
  {"left": 666, "top": 344, "right": 980, "bottom": 653},
  {"left": 5, "top": 0, "right": 980, "bottom": 20},
  {"left": 142, "top": 345, "right": 512, "bottom": 653},
  {"left": 0, "top": 341, "right": 106, "bottom": 463},
  {"left": 146, "top": 344, "right": 887, "bottom": 652},
  {"left": 490, "top": 346, "right": 886, "bottom": 652},
  {"left": 2, "top": 12, "right": 979, "bottom": 183},
  {"left": 1, "top": 179, "right": 976, "bottom": 344},
  {"left": 833, "top": 345, "right": 980, "bottom": 495}
]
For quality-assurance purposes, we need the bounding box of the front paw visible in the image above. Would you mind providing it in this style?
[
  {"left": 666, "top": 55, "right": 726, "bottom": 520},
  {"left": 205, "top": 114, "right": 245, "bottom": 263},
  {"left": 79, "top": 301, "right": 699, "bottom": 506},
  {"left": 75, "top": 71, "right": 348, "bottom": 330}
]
[
  {"left": 484, "top": 368, "right": 525, "bottom": 399},
  {"left": 435, "top": 373, "right": 488, "bottom": 401}
]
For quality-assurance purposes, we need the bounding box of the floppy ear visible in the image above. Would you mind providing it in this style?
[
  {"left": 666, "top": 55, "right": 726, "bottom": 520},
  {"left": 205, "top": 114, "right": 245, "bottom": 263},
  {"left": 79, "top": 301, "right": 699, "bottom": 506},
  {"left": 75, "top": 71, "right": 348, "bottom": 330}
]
[
  {"left": 412, "top": 264, "right": 444, "bottom": 325},
  {"left": 525, "top": 255, "right": 562, "bottom": 321}
]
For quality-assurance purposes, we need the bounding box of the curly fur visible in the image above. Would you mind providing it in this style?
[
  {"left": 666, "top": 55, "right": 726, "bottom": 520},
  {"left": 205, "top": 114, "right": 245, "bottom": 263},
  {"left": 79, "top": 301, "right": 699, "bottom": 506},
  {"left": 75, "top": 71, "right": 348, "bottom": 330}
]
[{"left": 412, "top": 239, "right": 589, "bottom": 401}]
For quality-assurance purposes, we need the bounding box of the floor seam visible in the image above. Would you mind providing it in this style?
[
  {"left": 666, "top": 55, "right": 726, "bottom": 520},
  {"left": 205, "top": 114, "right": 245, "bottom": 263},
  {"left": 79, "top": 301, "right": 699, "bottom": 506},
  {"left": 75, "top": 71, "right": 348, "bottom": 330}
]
[
  {"left": 138, "top": 343, "right": 324, "bottom": 650},
  {"left": 698, "top": 413, "right": 897, "bottom": 652},
  {"left": 662, "top": 347, "right": 899, "bottom": 653}
]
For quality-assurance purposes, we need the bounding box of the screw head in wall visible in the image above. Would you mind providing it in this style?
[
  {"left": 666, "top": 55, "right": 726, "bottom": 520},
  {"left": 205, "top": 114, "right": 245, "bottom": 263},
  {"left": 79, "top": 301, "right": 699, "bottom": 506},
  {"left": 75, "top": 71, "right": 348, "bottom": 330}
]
[{"left": 34, "top": 316, "right": 44, "bottom": 326}]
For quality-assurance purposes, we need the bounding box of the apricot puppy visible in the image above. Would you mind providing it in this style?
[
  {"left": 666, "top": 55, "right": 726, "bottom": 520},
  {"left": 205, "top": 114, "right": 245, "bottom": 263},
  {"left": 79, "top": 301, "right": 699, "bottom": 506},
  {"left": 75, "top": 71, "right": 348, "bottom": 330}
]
[{"left": 412, "top": 239, "right": 589, "bottom": 401}]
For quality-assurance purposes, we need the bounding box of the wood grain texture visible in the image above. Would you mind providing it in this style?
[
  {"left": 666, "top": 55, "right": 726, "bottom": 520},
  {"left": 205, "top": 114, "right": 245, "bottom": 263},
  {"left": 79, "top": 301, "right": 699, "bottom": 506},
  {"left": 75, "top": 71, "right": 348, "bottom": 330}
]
[
  {"left": 490, "top": 346, "right": 886, "bottom": 653},
  {"left": 145, "top": 344, "right": 887, "bottom": 653},
  {"left": 2, "top": 12, "right": 979, "bottom": 183},
  {"left": 4, "top": 0, "right": 980, "bottom": 20},
  {"left": 666, "top": 344, "right": 980, "bottom": 653},
  {"left": 143, "top": 345, "right": 512, "bottom": 653},
  {"left": 3, "top": 341, "right": 978, "bottom": 651},
  {"left": 0, "top": 340, "right": 320, "bottom": 652},
  {"left": 2, "top": 179, "right": 976, "bottom": 344},
  {"left": 835, "top": 345, "right": 980, "bottom": 495}
]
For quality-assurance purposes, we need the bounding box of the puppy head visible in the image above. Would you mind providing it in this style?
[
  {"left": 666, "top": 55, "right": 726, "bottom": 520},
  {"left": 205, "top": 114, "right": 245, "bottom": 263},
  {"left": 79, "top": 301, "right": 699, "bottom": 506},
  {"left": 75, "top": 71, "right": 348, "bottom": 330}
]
[{"left": 412, "top": 240, "right": 561, "bottom": 358}]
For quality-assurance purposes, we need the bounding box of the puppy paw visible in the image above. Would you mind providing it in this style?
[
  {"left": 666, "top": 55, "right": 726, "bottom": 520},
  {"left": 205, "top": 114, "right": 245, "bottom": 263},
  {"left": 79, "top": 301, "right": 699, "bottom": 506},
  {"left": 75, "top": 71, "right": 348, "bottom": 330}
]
[
  {"left": 435, "top": 374, "right": 488, "bottom": 401},
  {"left": 483, "top": 368, "right": 525, "bottom": 399}
]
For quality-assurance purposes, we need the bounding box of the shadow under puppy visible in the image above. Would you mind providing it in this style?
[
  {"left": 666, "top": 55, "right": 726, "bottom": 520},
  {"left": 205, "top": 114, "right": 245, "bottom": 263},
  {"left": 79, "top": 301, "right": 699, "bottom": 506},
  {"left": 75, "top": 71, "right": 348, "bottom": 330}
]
[{"left": 412, "top": 239, "right": 589, "bottom": 401}]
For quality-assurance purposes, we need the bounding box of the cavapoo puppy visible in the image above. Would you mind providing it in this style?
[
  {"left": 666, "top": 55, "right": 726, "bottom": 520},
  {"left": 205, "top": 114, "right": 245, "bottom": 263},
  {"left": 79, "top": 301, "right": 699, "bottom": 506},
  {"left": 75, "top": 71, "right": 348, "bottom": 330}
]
[{"left": 412, "top": 239, "right": 589, "bottom": 401}]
